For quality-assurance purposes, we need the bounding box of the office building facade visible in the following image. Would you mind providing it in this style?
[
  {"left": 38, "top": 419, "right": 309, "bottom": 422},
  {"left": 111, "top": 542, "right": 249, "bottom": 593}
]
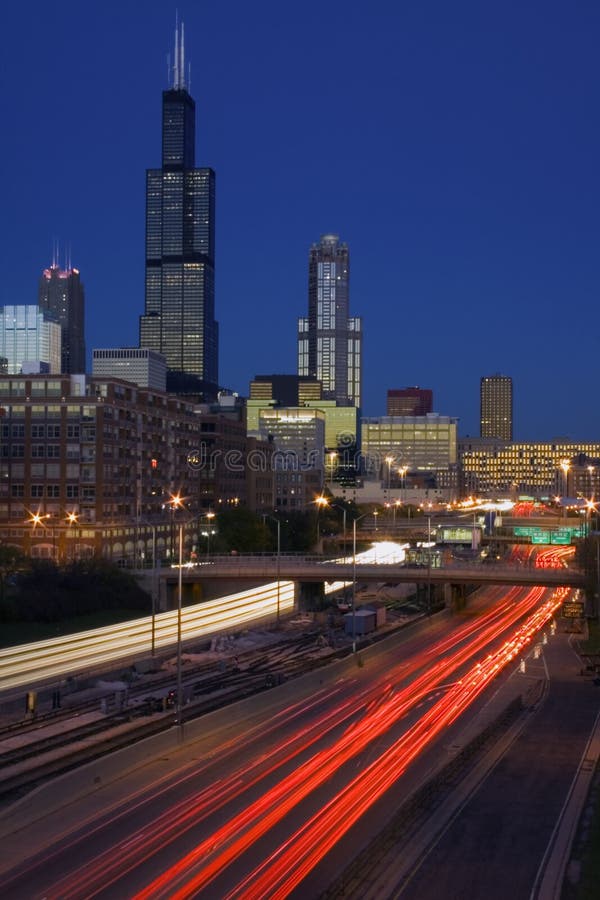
[
  {"left": 92, "top": 348, "right": 167, "bottom": 391},
  {"left": 459, "top": 438, "right": 600, "bottom": 497},
  {"left": 139, "top": 22, "right": 218, "bottom": 398},
  {"left": 480, "top": 374, "right": 513, "bottom": 440},
  {"left": 0, "top": 305, "right": 61, "bottom": 374},
  {"left": 361, "top": 415, "right": 458, "bottom": 490},
  {"left": 387, "top": 387, "right": 433, "bottom": 417},
  {"left": 298, "top": 234, "right": 362, "bottom": 407},
  {"left": 38, "top": 263, "right": 86, "bottom": 374}
]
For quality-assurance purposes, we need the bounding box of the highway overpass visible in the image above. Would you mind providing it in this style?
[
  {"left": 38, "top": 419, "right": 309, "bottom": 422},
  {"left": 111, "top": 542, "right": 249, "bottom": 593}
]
[{"left": 160, "top": 555, "right": 586, "bottom": 589}]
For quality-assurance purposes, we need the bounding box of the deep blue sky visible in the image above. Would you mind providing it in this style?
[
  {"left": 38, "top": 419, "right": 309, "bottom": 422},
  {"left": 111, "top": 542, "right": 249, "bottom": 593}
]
[{"left": 2, "top": 1, "right": 599, "bottom": 440}]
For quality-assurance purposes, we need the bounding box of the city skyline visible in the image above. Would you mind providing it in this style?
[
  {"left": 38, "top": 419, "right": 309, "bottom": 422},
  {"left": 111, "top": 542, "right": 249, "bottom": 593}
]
[{"left": 2, "top": 2, "right": 599, "bottom": 439}]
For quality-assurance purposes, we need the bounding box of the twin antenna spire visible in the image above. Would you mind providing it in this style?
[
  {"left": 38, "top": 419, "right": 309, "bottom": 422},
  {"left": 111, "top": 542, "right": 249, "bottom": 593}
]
[
  {"left": 51, "top": 238, "right": 72, "bottom": 272},
  {"left": 169, "top": 14, "right": 191, "bottom": 91}
]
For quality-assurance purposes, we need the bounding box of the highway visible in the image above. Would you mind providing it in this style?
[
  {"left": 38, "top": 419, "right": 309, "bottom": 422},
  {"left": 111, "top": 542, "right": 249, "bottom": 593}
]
[{"left": 0, "top": 547, "right": 578, "bottom": 899}]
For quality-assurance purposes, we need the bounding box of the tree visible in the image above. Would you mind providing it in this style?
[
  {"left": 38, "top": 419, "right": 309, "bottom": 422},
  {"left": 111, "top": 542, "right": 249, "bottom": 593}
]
[
  {"left": 0, "top": 544, "right": 27, "bottom": 609},
  {"left": 210, "top": 508, "right": 271, "bottom": 554}
]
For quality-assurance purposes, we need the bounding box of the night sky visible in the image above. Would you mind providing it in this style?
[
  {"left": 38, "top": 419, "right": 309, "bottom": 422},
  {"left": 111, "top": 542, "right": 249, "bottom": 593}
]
[{"left": 2, "top": 1, "right": 599, "bottom": 440}]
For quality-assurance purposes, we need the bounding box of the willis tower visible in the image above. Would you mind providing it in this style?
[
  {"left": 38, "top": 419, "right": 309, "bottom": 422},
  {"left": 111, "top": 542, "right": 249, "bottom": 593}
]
[{"left": 140, "top": 21, "right": 218, "bottom": 397}]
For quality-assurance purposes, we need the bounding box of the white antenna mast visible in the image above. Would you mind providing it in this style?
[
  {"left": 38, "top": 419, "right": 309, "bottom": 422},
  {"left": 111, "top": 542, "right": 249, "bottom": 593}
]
[
  {"left": 180, "top": 21, "right": 185, "bottom": 89},
  {"left": 174, "top": 12, "right": 180, "bottom": 88}
]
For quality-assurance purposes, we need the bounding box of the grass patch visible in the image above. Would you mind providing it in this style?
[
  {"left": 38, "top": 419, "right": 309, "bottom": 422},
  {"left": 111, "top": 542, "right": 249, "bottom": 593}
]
[{"left": 0, "top": 608, "right": 148, "bottom": 649}]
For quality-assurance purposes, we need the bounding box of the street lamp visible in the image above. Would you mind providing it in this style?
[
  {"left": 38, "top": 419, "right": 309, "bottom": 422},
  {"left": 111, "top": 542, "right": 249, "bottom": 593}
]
[
  {"left": 560, "top": 459, "right": 571, "bottom": 514},
  {"left": 585, "top": 499, "right": 597, "bottom": 538},
  {"left": 385, "top": 455, "right": 395, "bottom": 500},
  {"left": 168, "top": 495, "right": 218, "bottom": 735},
  {"left": 426, "top": 511, "right": 433, "bottom": 613},
  {"left": 398, "top": 465, "right": 408, "bottom": 507},
  {"left": 321, "top": 498, "right": 348, "bottom": 555},
  {"left": 314, "top": 495, "right": 329, "bottom": 550},
  {"left": 137, "top": 518, "right": 158, "bottom": 655},
  {"left": 201, "top": 511, "right": 216, "bottom": 559},
  {"left": 65, "top": 511, "right": 79, "bottom": 563},
  {"left": 263, "top": 513, "right": 282, "bottom": 625},
  {"left": 27, "top": 512, "right": 56, "bottom": 560},
  {"left": 328, "top": 451, "right": 337, "bottom": 487},
  {"left": 351, "top": 514, "right": 368, "bottom": 653},
  {"left": 168, "top": 494, "right": 185, "bottom": 737}
]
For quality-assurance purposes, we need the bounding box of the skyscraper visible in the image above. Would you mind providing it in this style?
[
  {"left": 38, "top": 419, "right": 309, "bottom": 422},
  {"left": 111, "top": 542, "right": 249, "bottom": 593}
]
[
  {"left": 480, "top": 374, "right": 513, "bottom": 440},
  {"left": 139, "top": 22, "right": 218, "bottom": 398},
  {"left": 298, "top": 234, "right": 362, "bottom": 408},
  {"left": 0, "top": 305, "right": 61, "bottom": 374},
  {"left": 38, "top": 261, "right": 85, "bottom": 373}
]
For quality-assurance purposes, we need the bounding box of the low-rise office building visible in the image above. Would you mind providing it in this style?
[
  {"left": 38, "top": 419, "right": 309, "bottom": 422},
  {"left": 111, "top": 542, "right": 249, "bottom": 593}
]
[{"left": 458, "top": 437, "right": 600, "bottom": 497}]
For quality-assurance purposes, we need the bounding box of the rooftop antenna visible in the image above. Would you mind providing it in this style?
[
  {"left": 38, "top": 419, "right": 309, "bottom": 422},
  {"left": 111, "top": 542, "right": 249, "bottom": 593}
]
[
  {"left": 180, "top": 20, "right": 185, "bottom": 89},
  {"left": 52, "top": 237, "right": 58, "bottom": 268},
  {"left": 167, "top": 51, "right": 171, "bottom": 85},
  {"left": 174, "top": 12, "right": 179, "bottom": 88}
]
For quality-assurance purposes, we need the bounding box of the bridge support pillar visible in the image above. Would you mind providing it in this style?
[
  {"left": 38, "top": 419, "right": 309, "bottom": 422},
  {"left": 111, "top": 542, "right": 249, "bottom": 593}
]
[
  {"left": 299, "top": 581, "right": 325, "bottom": 611},
  {"left": 446, "top": 583, "right": 468, "bottom": 611}
]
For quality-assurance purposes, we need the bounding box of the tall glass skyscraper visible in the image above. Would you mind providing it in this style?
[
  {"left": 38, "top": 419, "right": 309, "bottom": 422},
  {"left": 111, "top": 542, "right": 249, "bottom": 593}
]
[
  {"left": 139, "top": 22, "right": 218, "bottom": 397},
  {"left": 0, "top": 305, "right": 62, "bottom": 374},
  {"left": 297, "top": 234, "right": 362, "bottom": 407},
  {"left": 38, "top": 262, "right": 85, "bottom": 374},
  {"left": 480, "top": 374, "right": 513, "bottom": 440}
]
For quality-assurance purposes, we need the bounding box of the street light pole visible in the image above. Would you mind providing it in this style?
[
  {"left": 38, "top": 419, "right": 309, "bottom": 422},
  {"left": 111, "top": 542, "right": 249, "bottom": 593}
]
[
  {"left": 385, "top": 455, "right": 394, "bottom": 502},
  {"left": 176, "top": 521, "right": 183, "bottom": 738},
  {"left": 263, "top": 513, "right": 282, "bottom": 626},
  {"left": 275, "top": 518, "right": 281, "bottom": 625},
  {"left": 151, "top": 525, "right": 157, "bottom": 656},
  {"left": 351, "top": 513, "right": 367, "bottom": 653},
  {"left": 352, "top": 517, "right": 357, "bottom": 654},
  {"left": 427, "top": 514, "right": 432, "bottom": 614}
]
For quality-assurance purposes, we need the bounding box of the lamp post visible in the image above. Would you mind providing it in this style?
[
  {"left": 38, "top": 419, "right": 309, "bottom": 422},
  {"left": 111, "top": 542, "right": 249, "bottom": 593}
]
[
  {"left": 560, "top": 460, "right": 571, "bottom": 516},
  {"left": 263, "top": 513, "right": 282, "bottom": 625},
  {"left": 28, "top": 512, "right": 56, "bottom": 560},
  {"left": 351, "top": 513, "right": 368, "bottom": 653},
  {"left": 322, "top": 498, "right": 348, "bottom": 555},
  {"left": 329, "top": 451, "right": 337, "bottom": 487},
  {"left": 168, "top": 494, "right": 185, "bottom": 737},
  {"left": 585, "top": 499, "right": 597, "bottom": 538},
  {"left": 176, "top": 520, "right": 183, "bottom": 734},
  {"left": 169, "top": 495, "right": 219, "bottom": 734},
  {"left": 426, "top": 512, "right": 432, "bottom": 614},
  {"left": 385, "top": 455, "right": 394, "bottom": 501},
  {"left": 201, "top": 511, "right": 216, "bottom": 559},
  {"left": 398, "top": 465, "right": 408, "bottom": 508},
  {"left": 314, "top": 495, "right": 329, "bottom": 551},
  {"left": 65, "top": 511, "right": 78, "bottom": 562}
]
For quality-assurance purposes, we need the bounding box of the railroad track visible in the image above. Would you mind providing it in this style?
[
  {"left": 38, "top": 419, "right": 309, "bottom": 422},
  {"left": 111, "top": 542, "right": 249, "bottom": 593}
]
[{"left": 0, "top": 629, "right": 339, "bottom": 803}]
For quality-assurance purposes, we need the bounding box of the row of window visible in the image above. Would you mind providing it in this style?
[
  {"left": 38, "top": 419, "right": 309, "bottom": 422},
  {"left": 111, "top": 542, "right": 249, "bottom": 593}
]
[{"left": 12, "top": 484, "right": 89, "bottom": 498}]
